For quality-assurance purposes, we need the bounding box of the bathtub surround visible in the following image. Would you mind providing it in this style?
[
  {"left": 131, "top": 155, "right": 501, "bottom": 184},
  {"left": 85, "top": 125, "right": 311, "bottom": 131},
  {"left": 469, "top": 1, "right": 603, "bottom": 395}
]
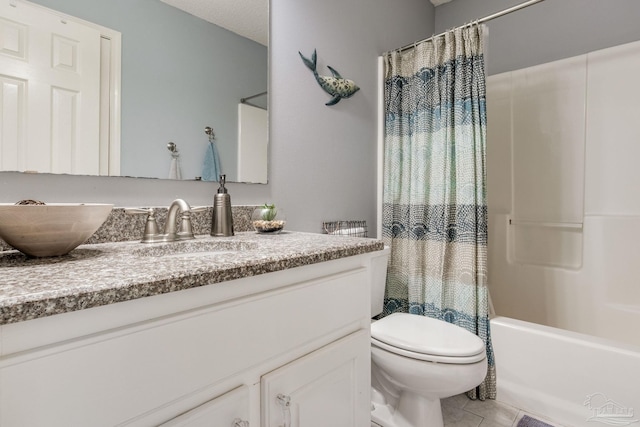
[
  {"left": 486, "top": 39, "right": 640, "bottom": 349},
  {"left": 381, "top": 25, "right": 494, "bottom": 400},
  {"left": 482, "top": 41, "right": 640, "bottom": 424}
]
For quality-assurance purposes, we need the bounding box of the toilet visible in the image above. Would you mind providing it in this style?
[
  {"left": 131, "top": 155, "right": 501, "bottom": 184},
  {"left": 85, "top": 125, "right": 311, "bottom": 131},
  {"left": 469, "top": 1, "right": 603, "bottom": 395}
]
[{"left": 370, "top": 249, "right": 487, "bottom": 427}]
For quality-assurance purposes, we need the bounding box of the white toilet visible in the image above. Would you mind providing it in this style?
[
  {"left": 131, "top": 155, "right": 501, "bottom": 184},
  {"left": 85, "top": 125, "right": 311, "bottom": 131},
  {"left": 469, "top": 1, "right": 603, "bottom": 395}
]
[{"left": 370, "top": 249, "right": 487, "bottom": 427}]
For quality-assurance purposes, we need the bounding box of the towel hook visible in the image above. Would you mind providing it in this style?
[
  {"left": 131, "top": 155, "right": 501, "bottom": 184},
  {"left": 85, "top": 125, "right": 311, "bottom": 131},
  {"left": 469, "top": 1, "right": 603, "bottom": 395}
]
[{"left": 205, "top": 126, "right": 215, "bottom": 142}]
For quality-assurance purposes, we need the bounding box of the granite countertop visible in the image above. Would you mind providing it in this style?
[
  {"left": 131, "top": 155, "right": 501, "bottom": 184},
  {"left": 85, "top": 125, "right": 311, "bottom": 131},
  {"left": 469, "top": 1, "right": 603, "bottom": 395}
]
[{"left": 0, "top": 232, "right": 384, "bottom": 325}]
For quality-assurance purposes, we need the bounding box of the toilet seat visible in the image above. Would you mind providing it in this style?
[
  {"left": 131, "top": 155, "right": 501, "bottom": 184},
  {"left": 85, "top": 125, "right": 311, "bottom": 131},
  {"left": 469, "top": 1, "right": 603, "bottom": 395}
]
[{"left": 371, "top": 313, "right": 486, "bottom": 364}]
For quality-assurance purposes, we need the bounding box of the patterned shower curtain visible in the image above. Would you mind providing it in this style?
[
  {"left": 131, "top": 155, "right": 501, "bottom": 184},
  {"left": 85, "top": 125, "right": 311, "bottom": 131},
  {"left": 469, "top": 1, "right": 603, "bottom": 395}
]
[{"left": 381, "top": 24, "right": 495, "bottom": 400}]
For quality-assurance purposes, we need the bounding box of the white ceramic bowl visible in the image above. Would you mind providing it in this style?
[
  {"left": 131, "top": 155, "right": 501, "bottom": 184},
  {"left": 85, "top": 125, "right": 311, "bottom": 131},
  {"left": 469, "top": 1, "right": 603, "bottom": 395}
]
[{"left": 0, "top": 203, "right": 113, "bottom": 257}]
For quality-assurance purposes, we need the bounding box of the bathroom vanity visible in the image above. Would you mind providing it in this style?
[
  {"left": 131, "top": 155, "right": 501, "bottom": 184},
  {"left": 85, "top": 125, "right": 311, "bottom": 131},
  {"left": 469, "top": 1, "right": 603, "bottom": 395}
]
[{"left": 0, "top": 232, "right": 386, "bottom": 426}]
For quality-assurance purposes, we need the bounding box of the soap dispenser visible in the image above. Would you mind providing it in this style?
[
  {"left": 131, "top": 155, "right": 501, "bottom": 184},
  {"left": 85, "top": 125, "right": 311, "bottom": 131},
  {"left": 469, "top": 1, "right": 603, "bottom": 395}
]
[{"left": 211, "top": 174, "right": 234, "bottom": 236}]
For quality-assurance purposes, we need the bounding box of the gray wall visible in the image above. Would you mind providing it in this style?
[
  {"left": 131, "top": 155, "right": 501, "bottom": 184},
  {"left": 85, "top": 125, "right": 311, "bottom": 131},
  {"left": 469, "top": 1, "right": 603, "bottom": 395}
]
[
  {"left": 435, "top": 0, "right": 640, "bottom": 76},
  {"left": 269, "top": 0, "right": 435, "bottom": 234},
  {"left": 28, "top": 0, "right": 267, "bottom": 181},
  {"left": 1, "top": 0, "right": 434, "bottom": 236}
]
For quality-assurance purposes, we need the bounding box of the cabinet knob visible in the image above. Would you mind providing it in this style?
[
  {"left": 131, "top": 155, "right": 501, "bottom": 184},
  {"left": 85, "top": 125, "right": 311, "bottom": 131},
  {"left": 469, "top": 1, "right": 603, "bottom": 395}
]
[
  {"left": 276, "top": 394, "right": 291, "bottom": 427},
  {"left": 232, "top": 418, "right": 249, "bottom": 427}
]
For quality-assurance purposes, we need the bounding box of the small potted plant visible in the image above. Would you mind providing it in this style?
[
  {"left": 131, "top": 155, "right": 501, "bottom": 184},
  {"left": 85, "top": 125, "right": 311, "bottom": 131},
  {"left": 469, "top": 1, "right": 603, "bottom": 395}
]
[{"left": 251, "top": 203, "right": 286, "bottom": 234}]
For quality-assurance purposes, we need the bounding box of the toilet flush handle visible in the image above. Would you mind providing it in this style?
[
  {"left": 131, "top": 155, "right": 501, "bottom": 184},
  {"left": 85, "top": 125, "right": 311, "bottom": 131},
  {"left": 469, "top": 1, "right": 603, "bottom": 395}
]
[{"left": 276, "top": 393, "right": 291, "bottom": 427}]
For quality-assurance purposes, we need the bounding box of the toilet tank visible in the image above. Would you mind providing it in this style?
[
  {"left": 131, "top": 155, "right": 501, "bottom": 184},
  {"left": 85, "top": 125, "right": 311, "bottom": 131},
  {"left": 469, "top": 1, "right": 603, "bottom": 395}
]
[{"left": 370, "top": 246, "right": 390, "bottom": 317}]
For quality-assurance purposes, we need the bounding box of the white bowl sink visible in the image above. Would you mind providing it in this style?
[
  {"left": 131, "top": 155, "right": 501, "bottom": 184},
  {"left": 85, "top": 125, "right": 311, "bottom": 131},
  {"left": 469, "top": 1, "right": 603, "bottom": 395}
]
[{"left": 0, "top": 203, "right": 113, "bottom": 257}]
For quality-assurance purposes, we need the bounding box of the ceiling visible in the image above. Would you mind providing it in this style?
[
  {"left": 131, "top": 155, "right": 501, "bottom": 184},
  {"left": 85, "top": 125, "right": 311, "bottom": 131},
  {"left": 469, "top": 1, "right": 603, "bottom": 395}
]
[
  {"left": 159, "top": 0, "right": 269, "bottom": 46},
  {"left": 159, "top": 0, "right": 451, "bottom": 47}
]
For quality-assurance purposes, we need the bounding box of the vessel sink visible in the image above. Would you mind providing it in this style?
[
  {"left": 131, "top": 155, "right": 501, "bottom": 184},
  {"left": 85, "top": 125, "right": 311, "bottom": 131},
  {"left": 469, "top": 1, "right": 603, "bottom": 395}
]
[
  {"left": 0, "top": 203, "right": 113, "bottom": 257},
  {"left": 132, "top": 240, "right": 256, "bottom": 258}
]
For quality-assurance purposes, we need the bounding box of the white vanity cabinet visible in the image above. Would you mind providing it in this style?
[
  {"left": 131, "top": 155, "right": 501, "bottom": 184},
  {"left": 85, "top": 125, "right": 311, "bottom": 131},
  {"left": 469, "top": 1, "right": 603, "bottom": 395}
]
[
  {"left": 261, "top": 329, "right": 370, "bottom": 427},
  {"left": 0, "top": 250, "right": 385, "bottom": 427},
  {"left": 161, "top": 385, "right": 250, "bottom": 427}
]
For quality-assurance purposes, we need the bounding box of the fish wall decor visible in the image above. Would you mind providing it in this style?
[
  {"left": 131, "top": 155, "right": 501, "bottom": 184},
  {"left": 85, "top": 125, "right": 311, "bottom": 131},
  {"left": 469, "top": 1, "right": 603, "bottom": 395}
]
[{"left": 299, "top": 49, "right": 360, "bottom": 106}]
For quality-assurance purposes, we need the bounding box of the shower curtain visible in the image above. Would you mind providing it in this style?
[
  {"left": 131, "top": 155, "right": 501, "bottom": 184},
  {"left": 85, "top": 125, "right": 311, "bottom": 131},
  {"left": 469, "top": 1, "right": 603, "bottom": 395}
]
[{"left": 381, "top": 24, "right": 495, "bottom": 400}]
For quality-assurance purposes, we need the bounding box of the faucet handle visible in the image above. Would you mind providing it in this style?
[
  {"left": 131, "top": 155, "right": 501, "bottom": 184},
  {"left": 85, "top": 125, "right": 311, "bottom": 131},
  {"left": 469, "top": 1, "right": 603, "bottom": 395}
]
[
  {"left": 125, "top": 208, "right": 161, "bottom": 242},
  {"left": 125, "top": 207, "right": 153, "bottom": 215},
  {"left": 174, "top": 206, "right": 207, "bottom": 240},
  {"left": 177, "top": 213, "right": 194, "bottom": 240}
]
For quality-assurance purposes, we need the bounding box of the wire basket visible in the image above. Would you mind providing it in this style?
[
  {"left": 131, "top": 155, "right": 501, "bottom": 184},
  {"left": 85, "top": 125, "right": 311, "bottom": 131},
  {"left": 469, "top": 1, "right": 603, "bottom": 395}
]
[{"left": 322, "top": 220, "right": 368, "bottom": 238}]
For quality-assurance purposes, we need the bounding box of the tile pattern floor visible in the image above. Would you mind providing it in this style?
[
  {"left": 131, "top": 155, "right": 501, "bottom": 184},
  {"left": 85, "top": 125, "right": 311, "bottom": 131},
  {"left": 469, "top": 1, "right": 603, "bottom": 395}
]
[{"left": 371, "top": 393, "right": 565, "bottom": 427}]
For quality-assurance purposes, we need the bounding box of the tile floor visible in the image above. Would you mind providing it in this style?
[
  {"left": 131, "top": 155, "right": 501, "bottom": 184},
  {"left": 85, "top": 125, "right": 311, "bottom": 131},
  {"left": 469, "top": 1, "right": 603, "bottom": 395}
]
[{"left": 371, "top": 393, "right": 565, "bottom": 427}]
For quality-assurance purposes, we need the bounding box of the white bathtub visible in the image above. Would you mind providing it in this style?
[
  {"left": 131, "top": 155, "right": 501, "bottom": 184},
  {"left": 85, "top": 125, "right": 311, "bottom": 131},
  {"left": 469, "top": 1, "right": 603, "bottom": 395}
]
[{"left": 491, "top": 317, "right": 640, "bottom": 427}]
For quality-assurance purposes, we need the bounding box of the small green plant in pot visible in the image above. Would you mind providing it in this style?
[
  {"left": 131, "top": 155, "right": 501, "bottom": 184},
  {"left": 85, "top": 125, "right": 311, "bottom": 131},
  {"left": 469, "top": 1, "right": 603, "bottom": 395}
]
[
  {"left": 252, "top": 203, "right": 286, "bottom": 234},
  {"left": 260, "top": 203, "right": 277, "bottom": 221}
]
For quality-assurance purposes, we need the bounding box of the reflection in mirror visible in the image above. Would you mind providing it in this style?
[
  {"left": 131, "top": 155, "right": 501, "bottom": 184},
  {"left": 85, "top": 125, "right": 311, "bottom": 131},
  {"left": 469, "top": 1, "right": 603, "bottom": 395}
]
[{"left": 0, "top": 0, "right": 268, "bottom": 183}]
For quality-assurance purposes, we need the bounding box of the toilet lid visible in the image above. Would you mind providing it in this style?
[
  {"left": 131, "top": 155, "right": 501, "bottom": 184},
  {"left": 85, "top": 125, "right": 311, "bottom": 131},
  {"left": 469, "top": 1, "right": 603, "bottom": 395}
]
[{"left": 371, "top": 313, "right": 485, "bottom": 359}]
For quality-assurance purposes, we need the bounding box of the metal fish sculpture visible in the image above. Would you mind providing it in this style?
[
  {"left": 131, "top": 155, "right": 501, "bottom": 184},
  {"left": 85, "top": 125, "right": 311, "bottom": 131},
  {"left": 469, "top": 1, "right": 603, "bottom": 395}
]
[{"left": 299, "top": 49, "right": 360, "bottom": 106}]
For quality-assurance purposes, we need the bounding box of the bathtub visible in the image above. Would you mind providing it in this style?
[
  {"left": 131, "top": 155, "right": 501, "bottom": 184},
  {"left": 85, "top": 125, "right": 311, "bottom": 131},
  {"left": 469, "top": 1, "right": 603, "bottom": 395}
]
[{"left": 491, "top": 317, "right": 640, "bottom": 427}]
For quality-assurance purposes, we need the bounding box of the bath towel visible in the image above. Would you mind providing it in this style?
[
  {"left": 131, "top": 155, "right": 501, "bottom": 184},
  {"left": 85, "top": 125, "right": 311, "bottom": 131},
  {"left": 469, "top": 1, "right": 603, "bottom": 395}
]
[
  {"left": 202, "top": 141, "right": 221, "bottom": 181},
  {"left": 169, "top": 151, "right": 182, "bottom": 180}
]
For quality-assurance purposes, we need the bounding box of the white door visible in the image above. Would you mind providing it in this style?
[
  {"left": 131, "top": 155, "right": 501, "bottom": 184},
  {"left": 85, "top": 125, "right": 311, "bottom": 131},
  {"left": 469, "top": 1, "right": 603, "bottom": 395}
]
[
  {"left": 261, "top": 330, "right": 371, "bottom": 427},
  {"left": 0, "top": 0, "right": 101, "bottom": 175}
]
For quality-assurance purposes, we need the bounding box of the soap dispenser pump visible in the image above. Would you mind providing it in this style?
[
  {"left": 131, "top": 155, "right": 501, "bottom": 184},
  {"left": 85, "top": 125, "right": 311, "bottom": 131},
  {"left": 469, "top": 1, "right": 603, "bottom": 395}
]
[{"left": 211, "top": 174, "right": 234, "bottom": 236}]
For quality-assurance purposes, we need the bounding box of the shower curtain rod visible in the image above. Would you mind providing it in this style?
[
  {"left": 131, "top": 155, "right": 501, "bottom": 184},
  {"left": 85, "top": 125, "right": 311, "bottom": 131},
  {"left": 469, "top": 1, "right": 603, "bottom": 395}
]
[
  {"left": 393, "top": 0, "right": 546, "bottom": 54},
  {"left": 240, "top": 91, "right": 267, "bottom": 103}
]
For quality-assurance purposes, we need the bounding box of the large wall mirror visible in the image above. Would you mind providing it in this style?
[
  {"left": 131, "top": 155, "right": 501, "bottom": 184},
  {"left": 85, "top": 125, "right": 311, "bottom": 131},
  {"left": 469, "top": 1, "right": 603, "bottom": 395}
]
[{"left": 0, "top": 0, "right": 268, "bottom": 183}]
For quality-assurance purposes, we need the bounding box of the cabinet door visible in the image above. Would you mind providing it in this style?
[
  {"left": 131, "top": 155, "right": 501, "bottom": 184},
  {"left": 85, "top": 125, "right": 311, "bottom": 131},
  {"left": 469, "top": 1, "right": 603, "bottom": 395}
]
[
  {"left": 261, "top": 329, "right": 370, "bottom": 427},
  {"left": 161, "top": 385, "right": 250, "bottom": 427}
]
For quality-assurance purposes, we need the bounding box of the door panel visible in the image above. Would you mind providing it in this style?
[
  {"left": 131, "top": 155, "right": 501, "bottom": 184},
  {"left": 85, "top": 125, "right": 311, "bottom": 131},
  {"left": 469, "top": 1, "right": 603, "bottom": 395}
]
[
  {"left": 0, "top": 75, "right": 25, "bottom": 170},
  {"left": 0, "top": 0, "right": 101, "bottom": 174},
  {"left": 160, "top": 385, "right": 250, "bottom": 427},
  {"left": 261, "top": 330, "right": 371, "bottom": 427}
]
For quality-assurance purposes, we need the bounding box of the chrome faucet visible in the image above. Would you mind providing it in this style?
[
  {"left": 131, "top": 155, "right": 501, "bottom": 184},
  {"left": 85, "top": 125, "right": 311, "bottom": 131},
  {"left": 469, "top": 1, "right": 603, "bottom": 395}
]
[
  {"left": 126, "top": 199, "right": 206, "bottom": 243},
  {"left": 165, "top": 198, "right": 193, "bottom": 240}
]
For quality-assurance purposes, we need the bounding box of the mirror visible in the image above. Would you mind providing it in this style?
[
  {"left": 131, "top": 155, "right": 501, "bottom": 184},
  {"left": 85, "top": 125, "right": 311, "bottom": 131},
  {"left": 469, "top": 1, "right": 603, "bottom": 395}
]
[{"left": 0, "top": 0, "right": 268, "bottom": 183}]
